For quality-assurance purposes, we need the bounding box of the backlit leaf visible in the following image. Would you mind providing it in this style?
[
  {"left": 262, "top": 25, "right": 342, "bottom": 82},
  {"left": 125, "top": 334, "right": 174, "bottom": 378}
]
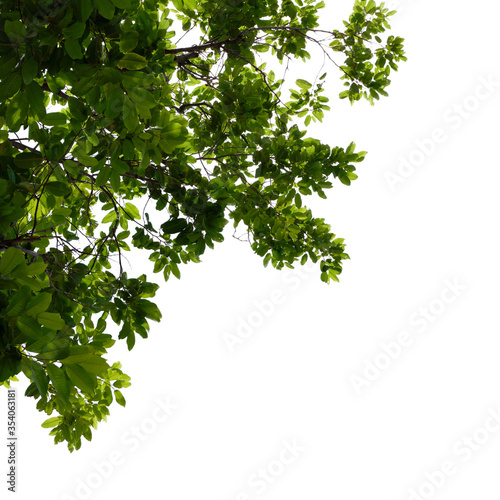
[{"left": 117, "top": 53, "right": 148, "bottom": 70}]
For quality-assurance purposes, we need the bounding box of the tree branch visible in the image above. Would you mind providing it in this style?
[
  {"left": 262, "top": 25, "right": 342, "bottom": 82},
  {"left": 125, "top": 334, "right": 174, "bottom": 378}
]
[
  {"left": 40, "top": 81, "right": 69, "bottom": 101},
  {"left": 9, "top": 139, "right": 40, "bottom": 154},
  {"left": 165, "top": 33, "right": 244, "bottom": 55}
]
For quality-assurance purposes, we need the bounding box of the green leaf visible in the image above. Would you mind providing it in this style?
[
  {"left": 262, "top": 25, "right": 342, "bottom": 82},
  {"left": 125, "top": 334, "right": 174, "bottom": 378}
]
[
  {"left": 21, "top": 358, "right": 49, "bottom": 399},
  {"left": 21, "top": 59, "right": 38, "bottom": 85},
  {"left": 0, "top": 355, "right": 21, "bottom": 383},
  {"left": 37, "top": 312, "right": 65, "bottom": 330},
  {"left": 109, "top": 168, "right": 121, "bottom": 192},
  {"left": 4, "top": 286, "right": 31, "bottom": 317},
  {"left": 114, "top": 389, "right": 126, "bottom": 406},
  {"left": 126, "top": 329, "right": 135, "bottom": 350},
  {"left": 13, "top": 151, "right": 44, "bottom": 169},
  {"left": 41, "top": 416, "right": 62, "bottom": 428},
  {"left": 170, "top": 261, "right": 181, "bottom": 279},
  {"left": 366, "top": 0, "right": 377, "bottom": 14},
  {"left": 79, "top": 356, "right": 110, "bottom": 374},
  {"left": 26, "top": 260, "right": 47, "bottom": 277},
  {"left": 161, "top": 218, "right": 187, "bottom": 234},
  {"left": 76, "top": 0, "right": 94, "bottom": 22},
  {"left": 117, "top": 53, "right": 148, "bottom": 70},
  {"left": 0, "top": 53, "right": 18, "bottom": 78},
  {"left": 85, "top": 132, "right": 99, "bottom": 146},
  {"left": 41, "top": 112, "right": 67, "bottom": 127},
  {"left": 9, "top": 261, "right": 29, "bottom": 278},
  {"left": 123, "top": 202, "right": 140, "bottom": 220},
  {"left": 60, "top": 346, "right": 96, "bottom": 364},
  {"left": 110, "top": 0, "right": 131, "bottom": 9},
  {"left": 25, "top": 332, "right": 57, "bottom": 353},
  {"left": 38, "top": 339, "right": 70, "bottom": 361},
  {"left": 71, "top": 76, "right": 94, "bottom": 96},
  {"left": 25, "top": 82, "right": 47, "bottom": 120},
  {"left": 171, "top": 0, "right": 196, "bottom": 14},
  {"left": 128, "top": 88, "right": 157, "bottom": 109},
  {"left": 137, "top": 299, "right": 161, "bottom": 321},
  {"left": 65, "top": 38, "right": 84, "bottom": 59},
  {"left": 16, "top": 316, "right": 43, "bottom": 339},
  {"left": 0, "top": 71, "right": 21, "bottom": 102},
  {"left": 160, "top": 121, "right": 188, "bottom": 152},
  {"left": 4, "top": 20, "right": 26, "bottom": 43},
  {"left": 118, "top": 31, "right": 139, "bottom": 52},
  {"left": 293, "top": 193, "right": 301, "bottom": 208},
  {"left": 15, "top": 276, "right": 44, "bottom": 292},
  {"left": 110, "top": 157, "right": 128, "bottom": 174},
  {"left": 0, "top": 248, "right": 25, "bottom": 275},
  {"left": 296, "top": 79, "right": 312, "bottom": 90},
  {"left": 5, "top": 91, "right": 29, "bottom": 130},
  {"left": 65, "top": 364, "right": 96, "bottom": 394},
  {"left": 122, "top": 97, "right": 139, "bottom": 131},
  {"left": 76, "top": 154, "right": 98, "bottom": 167},
  {"left": 83, "top": 426, "right": 93, "bottom": 441},
  {"left": 102, "top": 210, "right": 117, "bottom": 224},
  {"left": 68, "top": 96, "right": 89, "bottom": 123},
  {"left": 46, "top": 363, "right": 70, "bottom": 403},
  {"left": 94, "top": 0, "right": 115, "bottom": 19},
  {"left": 63, "top": 22, "right": 86, "bottom": 39},
  {"left": 25, "top": 292, "right": 52, "bottom": 317},
  {"left": 46, "top": 181, "right": 72, "bottom": 197},
  {"left": 104, "top": 85, "right": 125, "bottom": 119},
  {"left": 96, "top": 165, "right": 111, "bottom": 186}
]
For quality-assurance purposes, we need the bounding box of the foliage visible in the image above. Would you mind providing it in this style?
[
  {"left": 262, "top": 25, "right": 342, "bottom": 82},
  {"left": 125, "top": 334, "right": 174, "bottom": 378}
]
[{"left": 0, "top": 0, "right": 405, "bottom": 451}]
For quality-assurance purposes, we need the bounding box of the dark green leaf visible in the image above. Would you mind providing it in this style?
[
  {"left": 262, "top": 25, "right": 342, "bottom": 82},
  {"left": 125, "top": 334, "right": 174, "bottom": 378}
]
[
  {"left": 114, "top": 389, "right": 126, "bottom": 406},
  {"left": 0, "top": 355, "right": 21, "bottom": 383},
  {"left": 111, "top": 0, "right": 131, "bottom": 7},
  {"left": 21, "top": 59, "right": 38, "bottom": 85},
  {"left": 25, "top": 82, "right": 47, "bottom": 120},
  {"left": 0, "top": 72, "right": 22, "bottom": 103},
  {"left": 63, "top": 22, "right": 86, "bottom": 39},
  {"left": 46, "top": 181, "right": 72, "bottom": 197},
  {"left": 122, "top": 97, "right": 139, "bottom": 131},
  {"left": 21, "top": 358, "right": 49, "bottom": 399},
  {"left": 65, "top": 39, "right": 84, "bottom": 59},
  {"left": 13, "top": 152, "right": 44, "bottom": 169},
  {"left": 161, "top": 218, "right": 187, "bottom": 234},
  {"left": 0, "top": 53, "right": 18, "bottom": 78},
  {"left": 41, "top": 112, "right": 67, "bottom": 127},
  {"left": 94, "top": 0, "right": 115, "bottom": 19}
]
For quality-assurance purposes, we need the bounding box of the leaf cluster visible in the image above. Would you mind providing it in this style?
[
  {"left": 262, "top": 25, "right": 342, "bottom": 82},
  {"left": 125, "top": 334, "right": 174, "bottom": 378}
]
[{"left": 0, "top": 0, "right": 404, "bottom": 449}]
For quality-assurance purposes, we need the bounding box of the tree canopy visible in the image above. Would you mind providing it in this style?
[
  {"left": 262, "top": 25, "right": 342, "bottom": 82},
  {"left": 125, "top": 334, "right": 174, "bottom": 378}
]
[{"left": 0, "top": 0, "right": 405, "bottom": 451}]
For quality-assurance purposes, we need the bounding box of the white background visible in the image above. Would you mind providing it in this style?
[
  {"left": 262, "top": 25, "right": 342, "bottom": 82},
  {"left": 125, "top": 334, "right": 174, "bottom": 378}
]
[{"left": 3, "top": 0, "right": 500, "bottom": 499}]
